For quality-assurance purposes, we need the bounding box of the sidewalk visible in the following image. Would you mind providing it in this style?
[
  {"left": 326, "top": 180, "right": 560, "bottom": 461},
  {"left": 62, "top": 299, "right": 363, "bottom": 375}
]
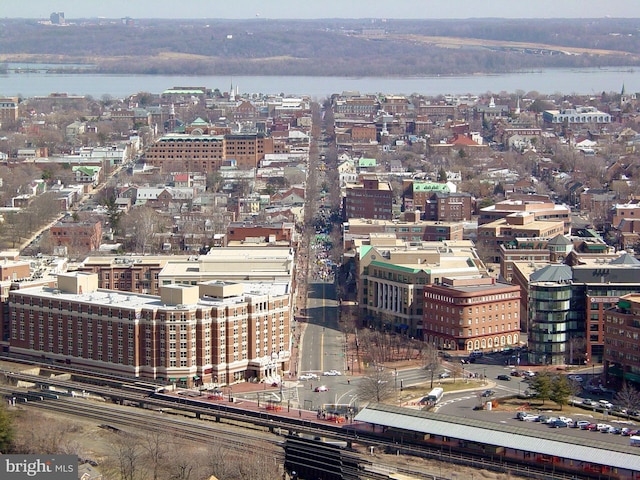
[{"left": 164, "top": 385, "right": 357, "bottom": 426}]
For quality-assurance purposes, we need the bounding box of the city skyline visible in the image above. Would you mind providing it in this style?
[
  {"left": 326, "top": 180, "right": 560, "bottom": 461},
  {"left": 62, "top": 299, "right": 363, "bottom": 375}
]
[{"left": 4, "top": 0, "right": 640, "bottom": 20}]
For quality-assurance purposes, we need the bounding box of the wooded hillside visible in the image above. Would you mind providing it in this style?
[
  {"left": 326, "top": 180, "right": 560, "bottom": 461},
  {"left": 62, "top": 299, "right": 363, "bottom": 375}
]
[{"left": 1, "top": 18, "right": 639, "bottom": 76}]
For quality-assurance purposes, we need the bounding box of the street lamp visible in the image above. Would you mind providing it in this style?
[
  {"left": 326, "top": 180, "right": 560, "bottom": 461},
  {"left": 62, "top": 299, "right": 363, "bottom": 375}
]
[{"left": 483, "top": 368, "right": 486, "bottom": 386}]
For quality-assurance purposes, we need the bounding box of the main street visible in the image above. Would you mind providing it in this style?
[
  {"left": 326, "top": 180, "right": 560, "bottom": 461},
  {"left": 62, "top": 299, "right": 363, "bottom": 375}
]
[{"left": 297, "top": 280, "right": 357, "bottom": 412}]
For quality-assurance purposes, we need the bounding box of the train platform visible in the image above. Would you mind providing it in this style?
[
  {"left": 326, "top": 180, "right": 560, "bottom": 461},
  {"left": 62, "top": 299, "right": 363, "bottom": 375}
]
[{"left": 165, "top": 382, "right": 359, "bottom": 426}]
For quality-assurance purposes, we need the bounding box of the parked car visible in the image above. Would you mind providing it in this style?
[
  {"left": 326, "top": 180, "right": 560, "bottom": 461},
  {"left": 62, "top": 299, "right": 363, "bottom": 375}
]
[
  {"left": 621, "top": 428, "right": 632, "bottom": 436},
  {"left": 598, "top": 400, "right": 613, "bottom": 410},
  {"left": 552, "top": 420, "right": 568, "bottom": 428},
  {"left": 314, "top": 385, "right": 329, "bottom": 392},
  {"left": 582, "top": 398, "right": 595, "bottom": 406},
  {"left": 521, "top": 414, "right": 540, "bottom": 422},
  {"left": 576, "top": 420, "right": 591, "bottom": 429},
  {"left": 568, "top": 375, "right": 584, "bottom": 382},
  {"left": 516, "top": 411, "right": 530, "bottom": 420},
  {"left": 497, "top": 374, "right": 511, "bottom": 381},
  {"left": 585, "top": 423, "right": 598, "bottom": 431},
  {"left": 597, "top": 424, "right": 612, "bottom": 432},
  {"left": 510, "top": 370, "right": 522, "bottom": 377},
  {"left": 609, "top": 427, "right": 622, "bottom": 435}
]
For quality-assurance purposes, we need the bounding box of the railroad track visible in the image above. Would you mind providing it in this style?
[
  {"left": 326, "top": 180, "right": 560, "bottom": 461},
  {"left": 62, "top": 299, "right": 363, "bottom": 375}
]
[
  {"left": 5, "top": 390, "right": 445, "bottom": 479},
  {"left": 3, "top": 390, "right": 283, "bottom": 458}
]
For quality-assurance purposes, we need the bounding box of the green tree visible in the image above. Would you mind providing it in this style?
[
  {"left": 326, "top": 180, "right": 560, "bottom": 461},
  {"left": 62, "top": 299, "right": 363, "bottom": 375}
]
[
  {"left": 549, "top": 375, "right": 573, "bottom": 410},
  {"left": 206, "top": 171, "right": 223, "bottom": 193},
  {"left": 103, "top": 196, "right": 123, "bottom": 235},
  {"left": 530, "top": 371, "right": 552, "bottom": 405},
  {"left": 0, "top": 402, "right": 15, "bottom": 453},
  {"left": 438, "top": 167, "right": 447, "bottom": 182}
]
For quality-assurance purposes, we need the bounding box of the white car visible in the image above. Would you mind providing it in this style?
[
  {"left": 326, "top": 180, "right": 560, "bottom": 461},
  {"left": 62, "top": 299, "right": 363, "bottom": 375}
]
[
  {"left": 521, "top": 414, "right": 539, "bottom": 422},
  {"left": 439, "top": 372, "right": 451, "bottom": 379},
  {"left": 323, "top": 370, "right": 342, "bottom": 376}
]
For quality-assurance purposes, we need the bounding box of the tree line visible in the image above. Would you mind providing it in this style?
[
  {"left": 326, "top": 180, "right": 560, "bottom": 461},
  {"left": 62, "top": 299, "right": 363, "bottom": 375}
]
[{"left": 2, "top": 18, "right": 639, "bottom": 77}]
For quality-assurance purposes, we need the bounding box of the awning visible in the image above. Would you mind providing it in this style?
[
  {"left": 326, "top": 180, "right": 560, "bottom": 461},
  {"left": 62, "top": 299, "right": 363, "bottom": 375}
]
[{"left": 193, "top": 376, "right": 200, "bottom": 380}]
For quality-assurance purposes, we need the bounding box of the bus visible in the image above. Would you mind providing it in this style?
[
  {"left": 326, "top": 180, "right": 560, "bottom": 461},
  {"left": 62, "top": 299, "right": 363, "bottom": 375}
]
[{"left": 426, "top": 387, "right": 444, "bottom": 404}]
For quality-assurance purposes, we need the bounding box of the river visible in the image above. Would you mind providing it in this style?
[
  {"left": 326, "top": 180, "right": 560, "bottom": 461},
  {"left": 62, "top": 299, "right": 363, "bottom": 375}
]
[{"left": 1, "top": 67, "right": 639, "bottom": 99}]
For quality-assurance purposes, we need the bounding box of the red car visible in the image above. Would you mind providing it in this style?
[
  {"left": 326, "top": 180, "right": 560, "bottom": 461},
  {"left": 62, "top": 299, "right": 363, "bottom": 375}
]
[{"left": 585, "top": 423, "right": 598, "bottom": 431}]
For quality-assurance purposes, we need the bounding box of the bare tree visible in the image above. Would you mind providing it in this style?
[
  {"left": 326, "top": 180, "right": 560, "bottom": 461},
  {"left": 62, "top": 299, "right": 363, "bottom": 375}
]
[
  {"left": 120, "top": 206, "right": 167, "bottom": 254},
  {"left": 203, "top": 441, "right": 235, "bottom": 480},
  {"left": 356, "top": 367, "right": 396, "bottom": 404},
  {"left": 422, "top": 343, "right": 441, "bottom": 389},
  {"left": 12, "top": 411, "right": 79, "bottom": 455},
  {"left": 141, "top": 430, "right": 169, "bottom": 480},
  {"left": 109, "top": 431, "right": 143, "bottom": 480},
  {"left": 615, "top": 383, "right": 640, "bottom": 419}
]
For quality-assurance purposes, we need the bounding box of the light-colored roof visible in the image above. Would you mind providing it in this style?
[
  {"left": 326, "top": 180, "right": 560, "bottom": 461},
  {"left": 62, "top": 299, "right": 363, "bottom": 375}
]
[
  {"left": 529, "top": 264, "right": 572, "bottom": 283},
  {"left": 355, "top": 404, "right": 640, "bottom": 472}
]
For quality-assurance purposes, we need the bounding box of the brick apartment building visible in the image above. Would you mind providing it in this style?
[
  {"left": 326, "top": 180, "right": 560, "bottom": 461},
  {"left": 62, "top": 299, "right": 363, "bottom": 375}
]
[
  {"left": 423, "top": 277, "right": 521, "bottom": 352},
  {"left": 0, "top": 97, "right": 19, "bottom": 124},
  {"left": 603, "top": 294, "right": 640, "bottom": 389},
  {"left": 144, "top": 132, "right": 276, "bottom": 173},
  {"left": 226, "top": 222, "right": 296, "bottom": 245},
  {"left": 9, "top": 272, "right": 291, "bottom": 388},
  {"left": 50, "top": 218, "right": 103, "bottom": 253},
  {"left": 343, "top": 175, "right": 393, "bottom": 221}
]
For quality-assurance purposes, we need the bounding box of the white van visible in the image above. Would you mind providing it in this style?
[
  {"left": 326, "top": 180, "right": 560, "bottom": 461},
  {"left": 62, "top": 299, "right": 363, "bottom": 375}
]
[{"left": 598, "top": 400, "right": 613, "bottom": 409}]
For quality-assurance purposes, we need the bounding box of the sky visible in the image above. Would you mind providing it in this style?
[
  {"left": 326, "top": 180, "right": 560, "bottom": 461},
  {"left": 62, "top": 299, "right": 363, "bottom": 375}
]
[{"left": 4, "top": 0, "right": 640, "bottom": 20}]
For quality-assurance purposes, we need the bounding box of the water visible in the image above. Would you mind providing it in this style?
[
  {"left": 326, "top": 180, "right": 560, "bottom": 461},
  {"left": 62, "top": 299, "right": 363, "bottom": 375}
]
[{"left": 1, "top": 67, "right": 638, "bottom": 99}]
